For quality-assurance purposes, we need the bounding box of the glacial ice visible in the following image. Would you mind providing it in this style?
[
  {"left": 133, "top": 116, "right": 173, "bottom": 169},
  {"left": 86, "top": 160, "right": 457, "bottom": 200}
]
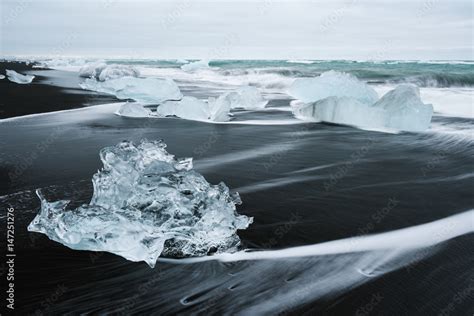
[
  {"left": 6, "top": 69, "right": 35, "bottom": 84},
  {"left": 0, "top": 74, "right": 5, "bottom": 79},
  {"left": 371, "top": 84, "right": 434, "bottom": 131},
  {"left": 79, "top": 63, "right": 140, "bottom": 81},
  {"left": 98, "top": 65, "right": 140, "bottom": 81},
  {"left": 79, "top": 62, "right": 107, "bottom": 78},
  {"left": 157, "top": 96, "right": 231, "bottom": 122},
  {"left": 80, "top": 77, "right": 183, "bottom": 104},
  {"left": 115, "top": 103, "right": 152, "bottom": 118},
  {"left": 35, "top": 58, "right": 88, "bottom": 69},
  {"left": 292, "top": 85, "right": 433, "bottom": 132},
  {"left": 207, "top": 95, "right": 232, "bottom": 121},
  {"left": 28, "top": 140, "right": 253, "bottom": 267},
  {"left": 175, "top": 59, "right": 189, "bottom": 64},
  {"left": 141, "top": 86, "right": 266, "bottom": 122},
  {"left": 181, "top": 60, "right": 210, "bottom": 72},
  {"left": 288, "top": 70, "right": 379, "bottom": 104},
  {"left": 222, "top": 86, "right": 268, "bottom": 110}
]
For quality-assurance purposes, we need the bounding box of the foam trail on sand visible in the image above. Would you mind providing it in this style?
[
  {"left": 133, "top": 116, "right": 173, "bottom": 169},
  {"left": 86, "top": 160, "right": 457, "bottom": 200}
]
[
  {"left": 195, "top": 142, "right": 300, "bottom": 171},
  {"left": 160, "top": 209, "right": 473, "bottom": 263}
]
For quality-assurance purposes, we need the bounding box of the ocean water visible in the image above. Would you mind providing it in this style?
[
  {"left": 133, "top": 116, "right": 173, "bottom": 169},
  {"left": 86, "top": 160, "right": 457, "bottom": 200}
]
[{"left": 1, "top": 59, "right": 473, "bottom": 315}]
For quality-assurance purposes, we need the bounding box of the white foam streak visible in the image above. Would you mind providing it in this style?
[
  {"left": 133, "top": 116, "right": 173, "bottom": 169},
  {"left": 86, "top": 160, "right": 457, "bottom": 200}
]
[
  {"left": 161, "top": 210, "right": 473, "bottom": 264},
  {"left": 195, "top": 142, "right": 298, "bottom": 171}
]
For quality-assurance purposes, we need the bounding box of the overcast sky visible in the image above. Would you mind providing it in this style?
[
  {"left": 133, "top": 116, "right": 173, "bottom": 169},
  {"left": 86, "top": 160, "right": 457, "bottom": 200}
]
[{"left": 1, "top": 0, "right": 472, "bottom": 60}]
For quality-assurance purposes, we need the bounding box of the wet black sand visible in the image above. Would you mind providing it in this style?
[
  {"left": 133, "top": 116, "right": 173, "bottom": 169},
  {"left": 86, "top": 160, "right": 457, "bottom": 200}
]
[{"left": 0, "top": 61, "right": 119, "bottom": 119}]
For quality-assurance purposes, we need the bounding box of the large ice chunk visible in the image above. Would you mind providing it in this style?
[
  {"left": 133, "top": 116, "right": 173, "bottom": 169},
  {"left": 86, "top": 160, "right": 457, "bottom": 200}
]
[
  {"left": 288, "top": 70, "right": 379, "bottom": 104},
  {"left": 115, "top": 102, "right": 152, "bottom": 118},
  {"left": 222, "top": 86, "right": 268, "bottom": 110},
  {"left": 157, "top": 96, "right": 231, "bottom": 122},
  {"left": 293, "top": 85, "right": 433, "bottom": 132},
  {"left": 181, "top": 60, "right": 210, "bottom": 72},
  {"left": 292, "top": 96, "right": 378, "bottom": 126},
  {"left": 372, "top": 84, "right": 434, "bottom": 131},
  {"left": 6, "top": 69, "right": 35, "bottom": 84},
  {"left": 80, "top": 77, "right": 183, "bottom": 104},
  {"left": 28, "top": 140, "right": 253, "bottom": 268},
  {"left": 79, "top": 63, "right": 140, "bottom": 81}
]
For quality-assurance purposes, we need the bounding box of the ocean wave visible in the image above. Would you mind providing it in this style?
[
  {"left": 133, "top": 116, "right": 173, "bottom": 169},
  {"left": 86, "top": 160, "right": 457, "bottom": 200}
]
[{"left": 390, "top": 73, "right": 474, "bottom": 88}]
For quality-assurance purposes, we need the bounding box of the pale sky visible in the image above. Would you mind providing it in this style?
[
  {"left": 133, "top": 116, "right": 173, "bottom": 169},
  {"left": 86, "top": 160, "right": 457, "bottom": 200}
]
[{"left": 1, "top": 0, "right": 473, "bottom": 60}]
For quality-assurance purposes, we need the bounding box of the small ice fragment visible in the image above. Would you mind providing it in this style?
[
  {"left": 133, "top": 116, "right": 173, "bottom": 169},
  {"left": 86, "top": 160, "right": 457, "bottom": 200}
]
[
  {"left": 157, "top": 96, "right": 210, "bottom": 121},
  {"left": 0, "top": 74, "right": 5, "bottom": 79},
  {"left": 181, "top": 60, "right": 210, "bottom": 72},
  {"left": 288, "top": 70, "right": 378, "bottom": 104},
  {"left": 115, "top": 103, "right": 152, "bottom": 118},
  {"left": 79, "top": 62, "right": 107, "bottom": 78},
  {"left": 222, "top": 86, "right": 268, "bottom": 110},
  {"left": 28, "top": 140, "right": 253, "bottom": 268},
  {"left": 6, "top": 69, "right": 35, "bottom": 84},
  {"left": 98, "top": 64, "right": 140, "bottom": 81},
  {"left": 80, "top": 77, "right": 183, "bottom": 104},
  {"left": 157, "top": 96, "right": 231, "bottom": 122},
  {"left": 208, "top": 95, "right": 232, "bottom": 122}
]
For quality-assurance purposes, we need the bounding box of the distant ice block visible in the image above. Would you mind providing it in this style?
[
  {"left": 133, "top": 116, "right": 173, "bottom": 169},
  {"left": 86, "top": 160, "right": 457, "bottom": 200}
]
[
  {"left": 157, "top": 96, "right": 231, "bottom": 122},
  {"left": 98, "top": 65, "right": 140, "bottom": 81},
  {"left": 79, "top": 63, "right": 140, "bottom": 81},
  {"left": 293, "top": 85, "right": 433, "bottom": 132},
  {"left": 286, "top": 60, "right": 315, "bottom": 64},
  {"left": 222, "top": 86, "right": 268, "bottom": 110},
  {"left": 115, "top": 103, "right": 152, "bottom": 118},
  {"left": 181, "top": 60, "right": 210, "bottom": 72},
  {"left": 79, "top": 62, "right": 107, "bottom": 78},
  {"left": 80, "top": 77, "right": 183, "bottom": 104},
  {"left": 288, "top": 70, "right": 379, "bottom": 104},
  {"left": 6, "top": 70, "right": 35, "bottom": 84},
  {"left": 28, "top": 140, "right": 253, "bottom": 268},
  {"left": 0, "top": 74, "right": 5, "bottom": 80},
  {"left": 36, "top": 58, "right": 88, "bottom": 69}
]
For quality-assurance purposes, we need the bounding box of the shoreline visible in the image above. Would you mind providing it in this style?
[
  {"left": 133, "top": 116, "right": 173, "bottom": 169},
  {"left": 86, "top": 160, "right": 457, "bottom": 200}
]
[{"left": 0, "top": 61, "right": 119, "bottom": 119}]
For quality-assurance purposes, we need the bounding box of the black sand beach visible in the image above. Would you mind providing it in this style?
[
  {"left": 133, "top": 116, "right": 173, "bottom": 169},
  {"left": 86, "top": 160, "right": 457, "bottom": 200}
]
[
  {"left": 0, "top": 61, "right": 118, "bottom": 119},
  {"left": 0, "top": 63, "right": 473, "bottom": 315}
]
